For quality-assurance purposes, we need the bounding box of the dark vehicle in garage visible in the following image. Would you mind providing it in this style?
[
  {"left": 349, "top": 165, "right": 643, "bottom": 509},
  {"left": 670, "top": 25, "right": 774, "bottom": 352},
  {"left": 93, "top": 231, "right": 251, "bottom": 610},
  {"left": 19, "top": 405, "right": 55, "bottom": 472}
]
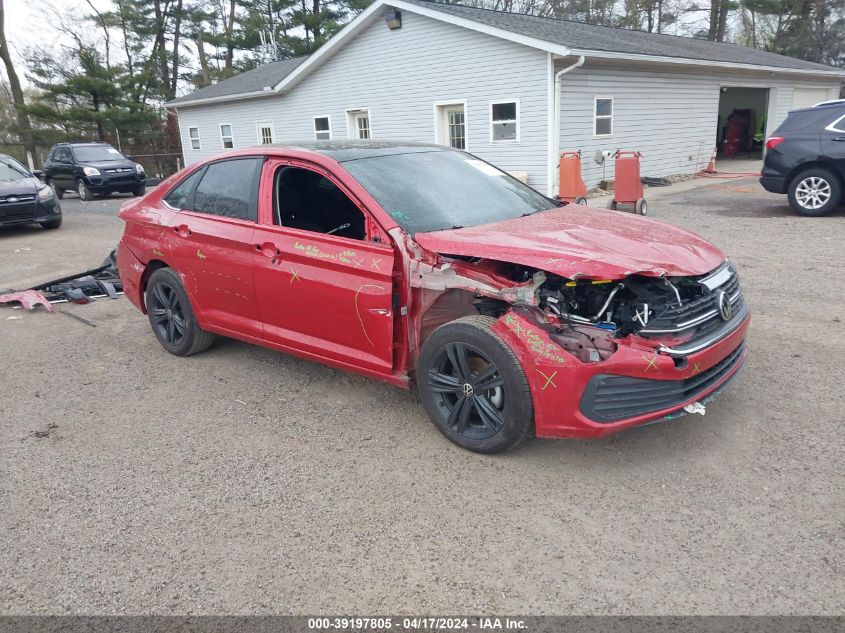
[
  {"left": 0, "top": 154, "right": 62, "bottom": 230},
  {"left": 761, "top": 101, "right": 845, "bottom": 216},
  {"left": 43, "top": 142, "right": 146, "bottom": 202},
  {"left": 118, "top": 143, "right": 749, "bottom": 454}
]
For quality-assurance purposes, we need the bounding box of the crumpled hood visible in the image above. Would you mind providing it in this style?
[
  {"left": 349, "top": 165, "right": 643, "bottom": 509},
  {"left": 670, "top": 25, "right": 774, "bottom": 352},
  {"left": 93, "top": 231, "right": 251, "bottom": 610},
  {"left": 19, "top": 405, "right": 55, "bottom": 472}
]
[{"left": 413, "top": 205, "right": 725, "bottom": 279}]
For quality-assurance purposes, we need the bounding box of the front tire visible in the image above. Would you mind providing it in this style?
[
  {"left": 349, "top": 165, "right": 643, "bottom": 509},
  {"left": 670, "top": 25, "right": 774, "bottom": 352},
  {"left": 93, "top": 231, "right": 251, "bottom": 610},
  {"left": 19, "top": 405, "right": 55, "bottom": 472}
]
[
  {"left": 145, "top": 268, "right": 215, "bottom": 356},
  {"left": 575, "top": 196, "right": 588, "bottom": 205},
  {"left": 133, "top": 184, "right": 146, "bottom": 197},
  {"left": 787, "top": 168, "right": 841, "bottom": 217},
  {"left": 417, "top": 316, "right": 534, "bottom": 454},
  {"left": 77, "top": 179, "right": 93, "bottom": 202},
  {"left": 607, "top": 199, "right": 618, "bottom": 210}
]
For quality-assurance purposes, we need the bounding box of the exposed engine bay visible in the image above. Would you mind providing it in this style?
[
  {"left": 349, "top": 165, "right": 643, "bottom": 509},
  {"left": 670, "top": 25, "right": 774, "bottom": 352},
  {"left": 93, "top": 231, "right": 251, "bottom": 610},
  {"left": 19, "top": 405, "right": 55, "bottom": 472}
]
[{"left": 460, "top": 260, "right": 742, "bottom": 364}]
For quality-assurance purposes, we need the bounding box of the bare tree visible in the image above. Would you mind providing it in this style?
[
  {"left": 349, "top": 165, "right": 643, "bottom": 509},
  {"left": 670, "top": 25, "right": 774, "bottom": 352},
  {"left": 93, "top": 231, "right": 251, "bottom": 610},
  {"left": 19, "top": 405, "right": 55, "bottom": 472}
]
[{"left": 0, "top": 0, "right": 36, "bottom": 163}]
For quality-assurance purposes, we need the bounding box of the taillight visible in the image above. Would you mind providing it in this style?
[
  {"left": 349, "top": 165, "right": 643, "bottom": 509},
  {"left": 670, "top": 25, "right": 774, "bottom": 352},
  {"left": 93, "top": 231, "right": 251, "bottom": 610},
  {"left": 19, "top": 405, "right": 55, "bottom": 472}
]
[{"left": 766, "top": 136, "right": 785, "bottom": 150}]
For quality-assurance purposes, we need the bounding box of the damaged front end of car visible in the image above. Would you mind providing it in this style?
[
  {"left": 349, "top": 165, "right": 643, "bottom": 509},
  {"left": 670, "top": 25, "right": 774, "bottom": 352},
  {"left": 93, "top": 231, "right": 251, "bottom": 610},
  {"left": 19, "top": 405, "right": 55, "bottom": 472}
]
[{"left": 396, "top": 229, "right": 749, "bottom": 438}]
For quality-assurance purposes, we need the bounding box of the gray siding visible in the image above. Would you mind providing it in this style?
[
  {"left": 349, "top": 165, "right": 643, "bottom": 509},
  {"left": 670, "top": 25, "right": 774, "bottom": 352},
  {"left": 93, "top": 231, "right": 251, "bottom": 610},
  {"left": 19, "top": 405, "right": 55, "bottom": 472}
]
[
  {"left": 556, "top": 61, "right": 841, "bottom": 188},
  {"left": 175, "top": 11, "right": 551, "bottom": 190}
]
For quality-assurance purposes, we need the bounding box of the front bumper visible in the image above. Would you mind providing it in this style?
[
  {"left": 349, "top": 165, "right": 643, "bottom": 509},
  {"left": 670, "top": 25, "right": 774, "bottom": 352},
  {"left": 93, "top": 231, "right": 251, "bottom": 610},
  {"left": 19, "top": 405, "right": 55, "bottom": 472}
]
[
  {"left": 492, "top": 309, "right": 750, "bottom": 439},
  {"left": 0, "top": 197, "right": 61, "bottom": 226},
  {"left": 85, "top": 173, "right": 145, "bottom": 193}
]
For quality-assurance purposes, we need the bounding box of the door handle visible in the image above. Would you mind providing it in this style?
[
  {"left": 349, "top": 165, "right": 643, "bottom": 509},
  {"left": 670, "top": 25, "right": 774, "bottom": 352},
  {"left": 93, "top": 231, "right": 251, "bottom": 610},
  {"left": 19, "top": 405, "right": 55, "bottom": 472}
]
[
  {"left": 832, "top": 137, "right": 845, "bottom": 142},
  {"left": 255, "top": 242, "right": 281, "bottom": 258},
  {"left": 173, "top": 224, "right": 191, "bottom": 237}
]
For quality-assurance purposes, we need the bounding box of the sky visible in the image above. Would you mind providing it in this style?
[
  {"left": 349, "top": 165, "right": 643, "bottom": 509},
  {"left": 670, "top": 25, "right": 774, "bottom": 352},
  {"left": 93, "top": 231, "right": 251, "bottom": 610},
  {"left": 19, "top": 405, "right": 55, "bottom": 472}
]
[{"left": 3, "top": 0, "right": 107, "bottom": 87}]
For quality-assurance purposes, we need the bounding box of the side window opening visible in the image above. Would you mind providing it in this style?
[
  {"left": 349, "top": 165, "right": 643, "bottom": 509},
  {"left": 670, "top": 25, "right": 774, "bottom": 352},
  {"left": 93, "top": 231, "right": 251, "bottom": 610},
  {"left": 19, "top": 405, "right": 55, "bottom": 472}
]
[
  {"left": 274, "top": 166, "right": 366, "bottom": 241},
  {"left": 189, "top": 157, "right": 263, "bottom": 221},
  {"left": 163, "top": 168, "right": 205, "bottom": 210}
]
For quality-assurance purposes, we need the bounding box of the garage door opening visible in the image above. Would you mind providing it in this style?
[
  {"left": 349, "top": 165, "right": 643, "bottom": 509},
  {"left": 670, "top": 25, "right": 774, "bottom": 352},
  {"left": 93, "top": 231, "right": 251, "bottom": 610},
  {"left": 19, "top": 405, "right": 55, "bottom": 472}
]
[{"left": 717, "top": 87, "right": 769, "bottom": 161}]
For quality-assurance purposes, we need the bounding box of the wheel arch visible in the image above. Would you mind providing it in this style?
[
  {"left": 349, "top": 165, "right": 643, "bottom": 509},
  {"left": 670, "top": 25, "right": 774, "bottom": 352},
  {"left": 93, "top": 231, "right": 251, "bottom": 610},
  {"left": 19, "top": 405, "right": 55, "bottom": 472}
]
[
  {"left": 139, "top": 259, "right": 170, "bottom": 313},
  {"left": 787, "top": 159, "right": 843, "bottom": 190}
]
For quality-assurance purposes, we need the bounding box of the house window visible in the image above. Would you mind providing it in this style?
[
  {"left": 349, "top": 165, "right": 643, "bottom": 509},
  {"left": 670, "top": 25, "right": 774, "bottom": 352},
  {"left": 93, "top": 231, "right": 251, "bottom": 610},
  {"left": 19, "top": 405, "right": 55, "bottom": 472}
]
[
  {"left": 257, "top": 121, "right": 275, "bottom": 145},
  {"left": 188, "top": 127, "right": 201, "bottom": 150},
  {"left": 347, "top": 110, "right": 370, "bottom": 139},
  {"left": 314, "top": 116, "right": 331, "bottom": 140},
  {"left": 490, "top": 100, "right": 519, "bottom": 142},
  {"left": 594, "top": 97, "right": 613, "bottom": 137},
  {"left": 220, "top": 124, "right": 233, "bottom": 149},
  {"left": 435, "top": 102, "right": 466, "bottom": 150}
]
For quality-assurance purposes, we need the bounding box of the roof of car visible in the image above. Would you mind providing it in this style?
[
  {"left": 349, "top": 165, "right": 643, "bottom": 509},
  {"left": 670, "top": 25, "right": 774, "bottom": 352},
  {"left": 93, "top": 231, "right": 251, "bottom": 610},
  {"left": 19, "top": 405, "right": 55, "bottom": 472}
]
[{"left": 280, "top": 140, "right": 449, "bottom": 161}]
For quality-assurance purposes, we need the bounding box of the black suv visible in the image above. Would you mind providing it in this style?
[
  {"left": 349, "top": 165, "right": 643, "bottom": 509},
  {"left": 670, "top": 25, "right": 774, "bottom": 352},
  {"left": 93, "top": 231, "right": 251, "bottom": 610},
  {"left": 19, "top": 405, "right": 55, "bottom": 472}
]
[
  {"left": 761, "top": 101, "right": 845, "bottom": 216},
  {"left": 43, "top": 142, "right": 146, "bottom": 201}
]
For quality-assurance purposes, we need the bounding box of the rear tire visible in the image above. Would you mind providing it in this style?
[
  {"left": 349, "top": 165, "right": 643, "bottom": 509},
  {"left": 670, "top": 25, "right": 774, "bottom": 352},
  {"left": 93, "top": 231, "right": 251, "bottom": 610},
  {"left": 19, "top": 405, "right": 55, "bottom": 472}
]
[
  {"left": 145, "top": 268, "right": 215, "bottom": 356},
  {"left": 417, "top": 315, "right": 534, "bottom": 454},
  {"left": 787, "top": 168, "right": 841, "bottom": 217},
  {"left": 575, "top": 196, "right": 588, "bottom": 205},
  {"left": 47, "top": 179, "right": 64, "bottom": 199},
  {"left": 607, "top": 199, "right": 618, "bottom": 210}
]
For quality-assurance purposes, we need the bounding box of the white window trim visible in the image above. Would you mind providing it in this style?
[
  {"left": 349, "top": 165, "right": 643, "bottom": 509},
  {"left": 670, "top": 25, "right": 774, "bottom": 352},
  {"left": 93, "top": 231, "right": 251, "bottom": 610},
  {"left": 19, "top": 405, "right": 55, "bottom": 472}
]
[
  {"left": 432, "top": 99, "right": 469, "bottom": 151},
  {"left": 220, "top": 123, "right": 234, "bottom": 149},
  {"left": 489, "top": 98, "right": 520, "bottom": 144},
  {"left": 825, "top": 114, "right": 845, "bottom": 133},
  {"left": 345, "top": 108, "right": 372, "bottom": 139},
  {"left": 593, "top": 96, "right": 614, "bottom": 138},
  {"left": 188, "top": 126, "right": 201, "bottom": 151},
  {"left": 256, "top": 120, "right": 276, "bottom": 145},
  {"left": 313, "top": 114, "right": 332, "bottom": 140}
]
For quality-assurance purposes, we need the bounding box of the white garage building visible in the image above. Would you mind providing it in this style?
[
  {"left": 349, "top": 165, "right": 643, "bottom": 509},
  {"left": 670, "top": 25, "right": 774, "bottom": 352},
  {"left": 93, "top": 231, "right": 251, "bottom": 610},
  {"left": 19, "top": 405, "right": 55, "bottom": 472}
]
[{"left": 167, "top": 0, "right": 844, "bottom": 195}]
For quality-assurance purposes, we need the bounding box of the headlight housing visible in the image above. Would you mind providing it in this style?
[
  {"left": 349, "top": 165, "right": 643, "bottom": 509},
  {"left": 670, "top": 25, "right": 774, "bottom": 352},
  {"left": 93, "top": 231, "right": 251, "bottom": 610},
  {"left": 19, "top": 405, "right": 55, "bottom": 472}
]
[
  {"left": 83, "top": 166, "right": 100, "bottom": 177},
  {"left": 37, "top": 185, "right": 54, "bottom": 201},
  {"left": 135, "top": 163, "right": 145, "bottom": 175}
]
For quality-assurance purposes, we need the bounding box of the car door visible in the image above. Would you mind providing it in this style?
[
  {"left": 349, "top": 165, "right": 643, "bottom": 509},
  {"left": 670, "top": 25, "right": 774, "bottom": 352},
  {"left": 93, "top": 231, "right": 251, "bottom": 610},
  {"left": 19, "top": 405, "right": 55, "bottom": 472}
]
[
  {"left": 54, "top": 148, "right": 73, "bottom": 190},
  {"left": 821, "top": 111, "right": 845, "bottom": 172},
  {"left": 251, "top": 158, "right": 395, "bottom": 374},
  {"left": 165, "top": 157, "right": 264, "bottom": 338}
]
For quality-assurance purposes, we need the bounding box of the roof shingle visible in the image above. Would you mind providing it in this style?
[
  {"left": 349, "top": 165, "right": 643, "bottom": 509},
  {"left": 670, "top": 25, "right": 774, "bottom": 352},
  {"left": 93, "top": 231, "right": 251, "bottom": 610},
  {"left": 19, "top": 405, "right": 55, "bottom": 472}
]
[
  {"left": 167, "top": 56, "right": 308, "bottom": 106},
  {"left": 404, "top": 0, "right": 839, "bottom": 72}
]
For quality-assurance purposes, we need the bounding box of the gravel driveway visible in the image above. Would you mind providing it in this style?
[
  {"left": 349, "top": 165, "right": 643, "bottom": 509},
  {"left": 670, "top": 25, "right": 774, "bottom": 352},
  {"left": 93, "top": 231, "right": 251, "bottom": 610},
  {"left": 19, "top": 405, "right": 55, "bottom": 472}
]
[{"left": 0, "top": 182, "right": 842, "bottom": 614}]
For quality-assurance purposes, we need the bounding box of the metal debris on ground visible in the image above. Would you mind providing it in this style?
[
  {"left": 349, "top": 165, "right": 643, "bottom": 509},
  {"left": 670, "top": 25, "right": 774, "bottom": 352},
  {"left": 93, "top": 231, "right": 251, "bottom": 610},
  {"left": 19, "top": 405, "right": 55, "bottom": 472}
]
[
  {"left": 57, "top": 310, "right": 97, "bottom": 327},
  {"left": 0, "top": 248, "right": 123, "bottom": 312}
]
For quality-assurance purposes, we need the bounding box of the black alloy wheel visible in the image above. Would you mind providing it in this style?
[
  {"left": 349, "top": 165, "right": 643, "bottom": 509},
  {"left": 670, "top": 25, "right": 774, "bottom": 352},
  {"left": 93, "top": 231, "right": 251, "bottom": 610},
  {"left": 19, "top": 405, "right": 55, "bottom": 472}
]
[
  {"left": 145, "top": 268, "right": 215, "bottom": 356},
  {"left": 428, "top": 341, "right": 508, "bottom": 440},
  {"left": 418, "top": 316, "right": 534, "bottom": 453}
]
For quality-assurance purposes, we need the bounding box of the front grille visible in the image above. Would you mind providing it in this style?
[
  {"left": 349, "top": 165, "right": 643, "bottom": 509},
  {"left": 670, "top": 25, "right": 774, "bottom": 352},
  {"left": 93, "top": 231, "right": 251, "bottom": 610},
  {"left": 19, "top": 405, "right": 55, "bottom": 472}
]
[
  {"left": 104, "top": 168, "right": 134, "bottom": 174},
  {"left": 0, "top": 194, "right": 36, "bottom": 205},
  {"left": 580, "top": 341, "right": 746, "bottom": 423},
  {"left": 0, "top": 201, "right": 37, "bottom": 223},
  {"left": 640, "top": 263, "right": 743, "bottom": 336}
]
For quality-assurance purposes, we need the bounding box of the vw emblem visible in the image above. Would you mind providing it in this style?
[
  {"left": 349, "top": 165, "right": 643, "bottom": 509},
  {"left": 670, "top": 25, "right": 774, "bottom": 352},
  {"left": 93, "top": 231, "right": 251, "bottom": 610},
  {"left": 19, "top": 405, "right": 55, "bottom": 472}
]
[
  {"left": 7, "top": 196, "right": 19, "bottom": 203},
  {"left": 462, "top": 383, "right": 475, "bottom": 397},
  {"left": 717, "top": 291, "right": 732, "bottom": 321}
]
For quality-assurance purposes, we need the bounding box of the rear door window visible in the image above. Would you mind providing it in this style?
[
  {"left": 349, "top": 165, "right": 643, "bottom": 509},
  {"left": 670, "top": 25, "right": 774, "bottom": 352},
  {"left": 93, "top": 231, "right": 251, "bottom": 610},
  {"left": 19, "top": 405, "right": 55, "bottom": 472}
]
[
  {"left": 189, "top": 158, "right": 263, "bottom": 221},
  {"left": 163, "top": 169, "right": 205, "bottom": 210}
]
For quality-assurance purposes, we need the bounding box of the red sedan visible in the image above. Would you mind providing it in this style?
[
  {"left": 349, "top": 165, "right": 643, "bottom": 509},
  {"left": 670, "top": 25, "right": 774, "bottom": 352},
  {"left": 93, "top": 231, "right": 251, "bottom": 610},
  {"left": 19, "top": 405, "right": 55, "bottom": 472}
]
[{"left": 117, "top": 143, "right": 749, "bottom": 453}]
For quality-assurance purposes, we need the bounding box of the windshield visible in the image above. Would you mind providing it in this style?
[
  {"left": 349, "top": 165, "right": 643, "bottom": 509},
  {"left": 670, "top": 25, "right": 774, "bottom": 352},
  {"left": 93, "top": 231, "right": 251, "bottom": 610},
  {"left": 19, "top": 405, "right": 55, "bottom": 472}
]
[
  {"left": 0, "top": 156, "right": 31, "bottom": 181},
  {"left": 340, "top": 150, "right": 558, "bottom": 234},
  {"left": 72, "top": 145, "right": 126, "bottom": 162}
]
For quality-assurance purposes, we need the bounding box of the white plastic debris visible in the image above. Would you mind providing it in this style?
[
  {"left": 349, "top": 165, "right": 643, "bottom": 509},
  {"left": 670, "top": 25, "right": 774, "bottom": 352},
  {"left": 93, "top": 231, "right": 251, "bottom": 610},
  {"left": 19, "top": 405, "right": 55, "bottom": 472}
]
[
  {"left": 7, "top": 315, "right": 23, "bottom": 320},
  {"left": 683, "top": 401, "right": 706, "bottom": 416}
]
